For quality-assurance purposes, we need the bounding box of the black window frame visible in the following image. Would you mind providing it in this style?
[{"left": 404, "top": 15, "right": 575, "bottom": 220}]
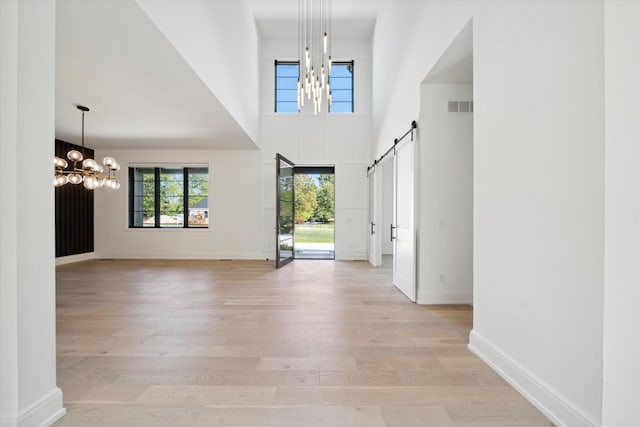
[
  {"left": 328, "top": 60, "right": 354, "bottom": 113},
  {"left": 275, "top": 60, "right": 300, "bottom": 113},
  {"left": 274, "top": 59, "right": 354, "bottom": 113},
  {"left": 128, "top": 166, "right": 209, "bottom": 229}
]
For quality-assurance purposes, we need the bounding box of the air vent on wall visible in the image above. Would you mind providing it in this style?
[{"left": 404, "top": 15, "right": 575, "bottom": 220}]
[{"left": 448, "top": 101, "right": 473, "bottom": 113}]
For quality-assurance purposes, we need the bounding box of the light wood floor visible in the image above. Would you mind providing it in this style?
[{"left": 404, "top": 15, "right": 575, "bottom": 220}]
[{"left": 54, "top": 258, "right": 552, "bottom": 426}]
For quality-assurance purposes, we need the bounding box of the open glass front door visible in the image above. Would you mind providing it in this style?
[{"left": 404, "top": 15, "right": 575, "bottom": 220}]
[{"left": 276, "top": 153, "right": 295, "bottom": 268}]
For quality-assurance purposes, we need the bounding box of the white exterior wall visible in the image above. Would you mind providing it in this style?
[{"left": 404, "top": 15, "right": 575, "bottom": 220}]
[
  {"left": 373, "top": 1, "right": 604, "bottom": 426},
  {"left": 260, "top": 37, "right": 372, "bottom": 260},
  {"left": 0, "top": 1, "right": 65, "bottom": 425},
  {"left": 94, "top": 149, "right": 264, "bottom": 260},
  {"left": 603, "top": 2, "right": 640, "bottom": 426}
]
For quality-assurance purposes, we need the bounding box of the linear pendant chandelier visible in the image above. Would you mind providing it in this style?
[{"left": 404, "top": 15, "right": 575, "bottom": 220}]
[
  {"left": 298, "top": 0, "right": 332, "bottom": 114},
  {"left": 53, "top": 105, "right": 120, "bottom": 190}
]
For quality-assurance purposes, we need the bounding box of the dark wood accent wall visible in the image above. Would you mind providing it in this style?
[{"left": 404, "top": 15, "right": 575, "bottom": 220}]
[{"left": 55, "top": 139, "right": 94, "bottom": 257}]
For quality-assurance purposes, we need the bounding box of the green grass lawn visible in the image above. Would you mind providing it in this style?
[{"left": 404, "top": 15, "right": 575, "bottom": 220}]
[{"left": 295, "top": 223, "right": 335, "bottom": 243}]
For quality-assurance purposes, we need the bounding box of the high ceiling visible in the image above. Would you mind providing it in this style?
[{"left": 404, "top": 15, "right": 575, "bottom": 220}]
[
  {"left": 55, "top": 0, "right": 387, "bottom": 150},
  {"left": 248, "top": 0, "right": 387, "bottom": 39},
  {"left": 55, "top": 0, "right": 257, "bottom": 151}
]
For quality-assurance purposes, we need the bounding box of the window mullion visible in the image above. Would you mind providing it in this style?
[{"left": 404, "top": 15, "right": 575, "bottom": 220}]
[
  {"left": 128, "top": 168, "right": 134, "bottom": 227},
  {"left": 154, "top": 168, "right": 160, "bottom": 228},
  {"left": 183, "top": 168, "right": 189, "bottom": 228}
]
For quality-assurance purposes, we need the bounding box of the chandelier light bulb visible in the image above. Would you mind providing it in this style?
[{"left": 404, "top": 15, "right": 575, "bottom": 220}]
[
  {"left": 53, "top": 175, "right": 68, "bottom": 187},
  {"left": 68, "top": 173, "right": 83, "bottom": 185},
  {"left": 54, "top": 157, "right": 68, "bottom": 169},
  {"left": 83, "top": 175, "right": 99, "bottom": 190},
  {"left": 83, "top": 158, "right": 98, "bottom": 171},
  {"left": 103, "top": 156, "right": 116, "bottom": 168},
  {"left": 67, "top": 150, "right": 83, "bottom": 162}
]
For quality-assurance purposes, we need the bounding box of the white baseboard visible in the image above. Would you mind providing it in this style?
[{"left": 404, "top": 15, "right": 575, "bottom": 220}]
[
  {"left": 0, "top": 387, "right": 66, "bottom": 427},
  {"left": 468, "top": 330, "right": 598, "bottom": 427},
  {"left": 55, "top": 252, "right": 95, "bottom": 265},
  {"left": 95, "top": 252, "right": 267, "bottom": 261},
  {"left": 417, "top": 289, "right": 472, "bottom": 304},
  {"left": 335, "top": 251, "right": 367, "bottom": 261}
]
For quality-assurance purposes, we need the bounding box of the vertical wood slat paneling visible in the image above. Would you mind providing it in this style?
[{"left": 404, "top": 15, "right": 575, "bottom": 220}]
[{"left": 55, "top": 139, "right": 94, "bottom": 257}]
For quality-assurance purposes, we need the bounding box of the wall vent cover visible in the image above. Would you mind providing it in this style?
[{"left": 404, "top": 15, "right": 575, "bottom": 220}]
[{"left": 448, "top": 101, "right": 474, "bottom": 113}]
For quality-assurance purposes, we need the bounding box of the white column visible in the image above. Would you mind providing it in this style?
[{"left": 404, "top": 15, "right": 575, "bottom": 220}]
[
  {"left": 603, "top": 2, "right": 640, "bottom": 425},
  {"left": 0, "top": 1, "right": 64, "bottom": 426}
]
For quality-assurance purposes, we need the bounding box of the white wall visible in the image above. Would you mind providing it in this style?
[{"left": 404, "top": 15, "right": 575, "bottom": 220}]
[
  {"left": 95, "top": 149, "right": 264, "bottom": 260},
  {"left": 603, "top": 2, "right": 640, "bottom": 426},
  {"left": 373, "top": 2, "right": 604, "bottom": 426},
  {"left": 417, "top": 83, "right": 473, "bottom": 304},
  {"left": 260, "top": 37, "right": 372, "bottom": 260},
  {"left": 137, "top": 0, "right": 260, "bottom": 144},
  {"left": 0, "top": 1, "right": 65, "bottom": 425}
]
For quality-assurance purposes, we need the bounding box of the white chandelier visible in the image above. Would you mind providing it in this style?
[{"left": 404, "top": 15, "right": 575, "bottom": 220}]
[
  {"left": 53, "top": 105, "right": 120, "bottom": 190},
  {"left": 298, "top": 0, "right": 332, "bottom": 114}
]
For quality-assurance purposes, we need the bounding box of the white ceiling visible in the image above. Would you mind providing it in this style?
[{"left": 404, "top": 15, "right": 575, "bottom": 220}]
[
  {"left": 56, "top": 0, "right": 256, "bottom": 150},
  {"left": 423, "top": 21, "right": 473, "bottom": 84},
  {"left": 248, "top": 0, "right": 388, "bottom": 39},
  {"left": 55, "top": 1, "right": 387, "bottom": 150}
]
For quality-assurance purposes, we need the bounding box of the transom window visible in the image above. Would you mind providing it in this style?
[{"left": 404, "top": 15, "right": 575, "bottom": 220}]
[
  {"left": 275, "top": 60, "right": 354, "bottom": 113},
  {"left": 328, "top": 61, "right": 354, "bottom": 113},
  {"left": 275, "top": 61, "right": 299, "bottom": 113},
  {"left": 128, "top": 166, "right": 209, "bottom": 228}
]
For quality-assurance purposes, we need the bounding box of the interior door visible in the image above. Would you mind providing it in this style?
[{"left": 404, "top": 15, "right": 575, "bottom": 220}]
[
  {"left": 368, "top": 169, "right": 381, "bottom": 267},
  {"left": 392, "top": 139, "right": 416, "bottom": 301},
  {"left": 276, "top": 153, "right": 295, "bottom": 268}
]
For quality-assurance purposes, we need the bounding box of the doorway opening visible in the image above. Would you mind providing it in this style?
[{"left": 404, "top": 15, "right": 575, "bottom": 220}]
[{"left": 293, "top": 166, "right": 335, "bottom": 260}]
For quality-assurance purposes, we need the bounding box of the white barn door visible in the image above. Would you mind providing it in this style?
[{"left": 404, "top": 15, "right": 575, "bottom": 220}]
[
  {"left": 392, "top": 138, "right": 416, "bottom": 301},
  {"left": 368, "top": 169, "right": 381, "bottom": 267}
]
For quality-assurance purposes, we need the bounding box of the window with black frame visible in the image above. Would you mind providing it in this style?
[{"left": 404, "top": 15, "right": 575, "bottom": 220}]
[
  {"left": 328, "top": 61, "right": 354, "bottom": 113},
  {"left": 129, "top": 166, "right": 209, "bottom": 228},
  {"left": 275, "top": 60, "right": 354, "bottom": 113},
  {"left": 275, "top": 61, "right": 299, "bottom": 113}
]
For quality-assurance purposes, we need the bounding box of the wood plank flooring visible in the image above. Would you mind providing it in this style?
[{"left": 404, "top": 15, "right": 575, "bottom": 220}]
[{"left": 54, "top": 259, "right": 553, "bottom": 426}]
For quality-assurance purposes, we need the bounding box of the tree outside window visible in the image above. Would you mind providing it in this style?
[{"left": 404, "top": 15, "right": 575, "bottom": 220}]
[{"left": 129, "top": 167, "right": 208, "bottom": 228}]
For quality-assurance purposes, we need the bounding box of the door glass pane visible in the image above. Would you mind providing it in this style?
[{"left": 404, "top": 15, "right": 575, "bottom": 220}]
[{"left": 276, "top": 154, "right": 295, "bottom": 267}]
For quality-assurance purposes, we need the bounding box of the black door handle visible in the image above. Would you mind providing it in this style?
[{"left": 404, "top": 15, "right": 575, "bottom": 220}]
[
  {"left": 370, "top": 222, "right": 375, "bottom": 235},
  {"left": 391, "top": 224, "right": 396, "bottom": 241}
]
